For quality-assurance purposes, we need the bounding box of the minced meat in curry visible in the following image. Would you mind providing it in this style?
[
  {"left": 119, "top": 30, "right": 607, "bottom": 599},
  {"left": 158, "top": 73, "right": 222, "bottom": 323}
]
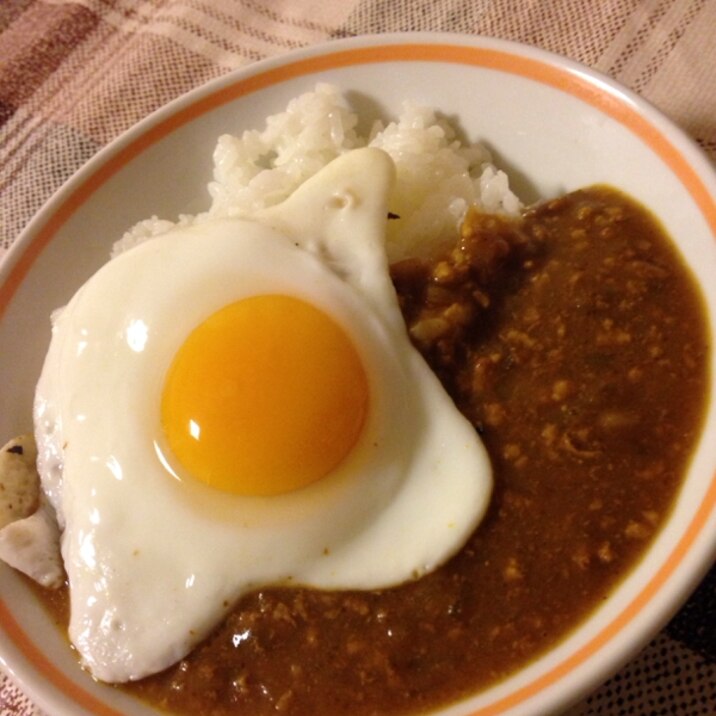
[{"left": 37, "top": 185, "right": 709, "bottom": 715}]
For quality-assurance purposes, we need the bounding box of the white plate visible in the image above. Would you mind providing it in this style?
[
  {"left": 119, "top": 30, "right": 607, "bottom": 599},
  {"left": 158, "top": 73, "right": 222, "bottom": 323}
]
[{"left": 1, "top": 32, "right": 715, "bottom": 716}]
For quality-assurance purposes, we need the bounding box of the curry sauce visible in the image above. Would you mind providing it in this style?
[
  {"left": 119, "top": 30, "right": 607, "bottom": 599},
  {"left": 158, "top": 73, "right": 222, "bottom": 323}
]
[{"left": 37, "top": 186, "right": 710, "bottom": 715}]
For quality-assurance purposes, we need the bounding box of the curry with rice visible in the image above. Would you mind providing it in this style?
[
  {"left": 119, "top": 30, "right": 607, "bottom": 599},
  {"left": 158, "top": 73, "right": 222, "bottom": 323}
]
[{"left": 35, "top": 185, "right": 709, "bottom": 715}]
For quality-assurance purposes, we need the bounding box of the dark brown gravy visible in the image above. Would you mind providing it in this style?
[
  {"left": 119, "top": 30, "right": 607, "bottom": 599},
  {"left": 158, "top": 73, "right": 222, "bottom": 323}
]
[{"left": 35, "top": 186, "right": 710, "bottom": 715}]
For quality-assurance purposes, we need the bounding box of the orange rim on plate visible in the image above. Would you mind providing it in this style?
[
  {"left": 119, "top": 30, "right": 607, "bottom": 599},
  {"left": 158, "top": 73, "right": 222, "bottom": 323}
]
[{"left": 1, "top": 40, "right": 715, "bottom": 716}]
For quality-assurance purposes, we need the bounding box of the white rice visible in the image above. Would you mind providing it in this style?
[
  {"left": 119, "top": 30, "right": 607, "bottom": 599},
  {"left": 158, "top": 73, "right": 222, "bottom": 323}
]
[{"left": 114, "top": 83, "right": 521, "bottom": 262}]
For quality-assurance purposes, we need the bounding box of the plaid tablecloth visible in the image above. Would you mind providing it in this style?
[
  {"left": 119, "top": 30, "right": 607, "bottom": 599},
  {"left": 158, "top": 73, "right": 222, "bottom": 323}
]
[{"left": 0, "top": 1, "right": 714, "bottom": 714}]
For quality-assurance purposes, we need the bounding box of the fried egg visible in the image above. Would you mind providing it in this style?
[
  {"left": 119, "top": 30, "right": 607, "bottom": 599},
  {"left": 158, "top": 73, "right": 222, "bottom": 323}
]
[{"left": 33, "top": 148, "right": 492, "bottom": 683}]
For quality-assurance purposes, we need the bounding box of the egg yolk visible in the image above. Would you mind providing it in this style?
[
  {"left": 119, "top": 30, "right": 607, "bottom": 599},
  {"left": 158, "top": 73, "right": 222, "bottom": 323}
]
[{"left": 161, "top": 294, "right": 369, "bottom": 496}]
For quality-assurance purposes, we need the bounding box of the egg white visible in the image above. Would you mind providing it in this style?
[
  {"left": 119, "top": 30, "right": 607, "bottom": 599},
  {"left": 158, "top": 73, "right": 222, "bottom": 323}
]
[{"left": 34, "top": 148, "right": 492, "bottom": 682}]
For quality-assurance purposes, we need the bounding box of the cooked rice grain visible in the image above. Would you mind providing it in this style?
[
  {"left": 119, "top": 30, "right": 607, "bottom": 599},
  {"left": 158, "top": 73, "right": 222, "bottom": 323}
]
[{"left": 114, "top": 84, "right": 521, "bottom": 262}]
